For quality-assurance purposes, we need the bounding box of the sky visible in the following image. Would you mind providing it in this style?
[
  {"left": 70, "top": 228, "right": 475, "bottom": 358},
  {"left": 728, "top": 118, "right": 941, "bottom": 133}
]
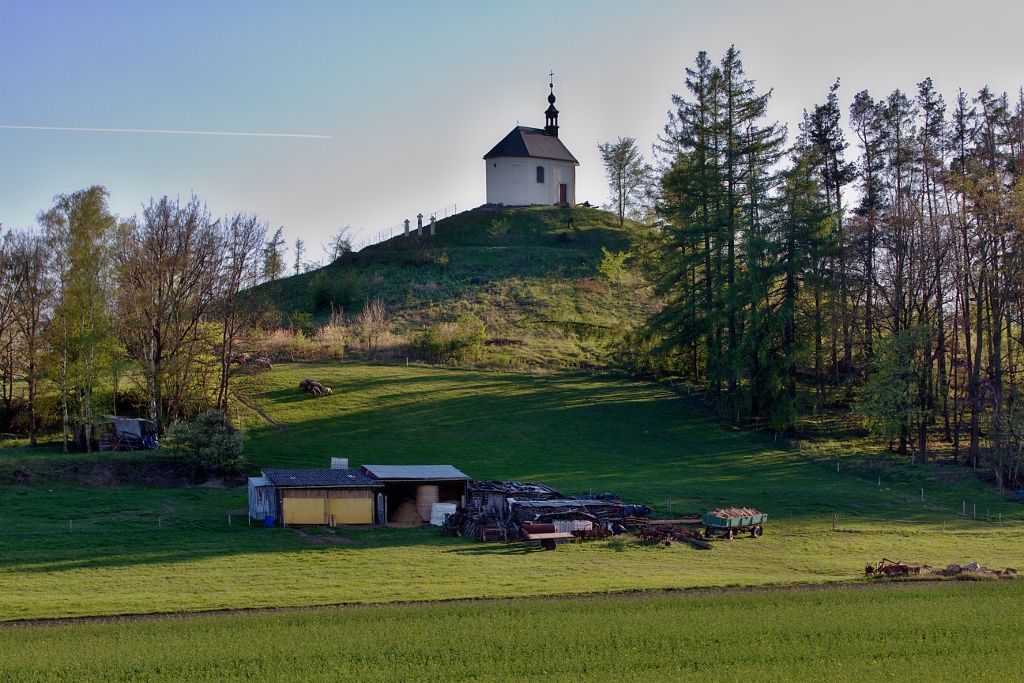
[{"left": 2, "top": 0, "right": 1022, "bottom": 261}]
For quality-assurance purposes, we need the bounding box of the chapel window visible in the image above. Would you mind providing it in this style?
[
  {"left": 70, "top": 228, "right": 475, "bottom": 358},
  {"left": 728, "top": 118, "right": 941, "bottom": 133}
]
[{"left": 536, "top": 166, "right": 545, "bottom": 183}]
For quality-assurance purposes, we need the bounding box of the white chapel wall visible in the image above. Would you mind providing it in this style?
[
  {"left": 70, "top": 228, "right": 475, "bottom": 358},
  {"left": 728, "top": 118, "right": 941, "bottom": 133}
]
[{"left": 486, "top": 157, "right": 575, "bottom": 206}]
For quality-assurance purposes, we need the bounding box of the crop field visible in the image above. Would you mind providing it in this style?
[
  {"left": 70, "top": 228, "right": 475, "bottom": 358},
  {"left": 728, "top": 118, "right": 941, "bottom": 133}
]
[
  {"left": 1, "top": 363, "right": 1023, "bottom": 624},
  {"left": 2, "top": 581, "right": 1022, "bottom": 682}
]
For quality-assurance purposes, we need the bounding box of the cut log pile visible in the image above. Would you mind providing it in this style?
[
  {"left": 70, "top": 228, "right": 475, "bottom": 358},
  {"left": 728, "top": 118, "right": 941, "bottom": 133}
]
[
  {"left": 636, "top": 524, "right": 713, "bottom": 550},
  {"left": 299, "top": 378, "right": 333, "bottom": 396},
  {"left": 708, "top": 507, "right": 760, "bottom": 518}
]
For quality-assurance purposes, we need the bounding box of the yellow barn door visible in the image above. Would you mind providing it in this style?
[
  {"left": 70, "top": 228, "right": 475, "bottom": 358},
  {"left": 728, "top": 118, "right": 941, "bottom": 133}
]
[
  {"left": 328, "top": 497, "right": 373, "bottom": 525},
  {"left": 283, "top": 498, "right": 325, "bottom": 525}
]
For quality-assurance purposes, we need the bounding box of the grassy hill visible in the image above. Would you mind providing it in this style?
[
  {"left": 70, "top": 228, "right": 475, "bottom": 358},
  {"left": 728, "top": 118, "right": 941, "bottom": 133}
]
[{"left": 252, "top": 206, "right": 651, "bottom": 368}]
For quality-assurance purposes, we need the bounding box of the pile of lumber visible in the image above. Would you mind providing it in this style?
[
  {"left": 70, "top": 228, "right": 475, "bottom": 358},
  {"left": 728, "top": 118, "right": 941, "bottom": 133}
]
[
  {"left": 636, "top": 524, "right": 712, "bottom": 549},
  {"left": 708, "top": 507, "right": 760, "bottom": 518},
  {"left": 443, "top": 509, "right": 519, "bottom": 540},
  {"left": 299, "top": 378, "right": 333, "bottom": 396}
]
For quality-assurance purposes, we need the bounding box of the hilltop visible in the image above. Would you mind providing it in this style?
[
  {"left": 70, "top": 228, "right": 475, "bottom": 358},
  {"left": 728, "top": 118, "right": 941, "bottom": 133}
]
[{"left": 252, "top": 205, "right": 652, "bottom": 368}]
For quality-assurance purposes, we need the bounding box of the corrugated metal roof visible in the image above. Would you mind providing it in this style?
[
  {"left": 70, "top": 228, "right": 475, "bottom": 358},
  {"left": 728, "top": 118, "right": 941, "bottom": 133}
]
[
  {"left": 261, "top": 468, "right": 382, "bottom": 488},
  {"left": 509, "top": 498, "right": 620, "bottom": 508},
  {"left": 360, "top": 464, "right": 470, "bottom": 481},
  {"left": 248, "top": 476, "right": 271, "bottom": 487},
  {"left": 483, "top": 126, "right": 578, "bottom": 163}
]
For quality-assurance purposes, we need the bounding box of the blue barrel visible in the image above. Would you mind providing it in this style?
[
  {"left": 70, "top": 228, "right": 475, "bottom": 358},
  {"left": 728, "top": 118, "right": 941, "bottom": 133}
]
[{"left": 264, "top": 515, "right": 274, "bottom": 527}]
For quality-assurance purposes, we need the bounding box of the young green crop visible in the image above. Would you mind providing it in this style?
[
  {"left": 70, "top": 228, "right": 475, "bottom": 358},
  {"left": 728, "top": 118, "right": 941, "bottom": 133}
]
[{"left": 2, "top": 582, "right": 1022, "bottom": 682}]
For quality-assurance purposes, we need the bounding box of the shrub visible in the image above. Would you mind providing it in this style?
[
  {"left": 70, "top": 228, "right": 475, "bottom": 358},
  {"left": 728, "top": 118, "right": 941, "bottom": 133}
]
[
  {"left": 415, "top": 314, "right": 487, "bottom": 363},
  {"left": 164, "top": 409, "right": 245, "bottom": 475},
  {"left": 309, "top": 270, "right": 361, "bottom": 312}
]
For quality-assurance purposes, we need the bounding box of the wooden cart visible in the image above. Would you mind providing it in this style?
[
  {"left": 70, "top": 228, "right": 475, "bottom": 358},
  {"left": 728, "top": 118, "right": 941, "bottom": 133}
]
[{"left": 520, "top": 524, "right": 575, "bottom": 550}]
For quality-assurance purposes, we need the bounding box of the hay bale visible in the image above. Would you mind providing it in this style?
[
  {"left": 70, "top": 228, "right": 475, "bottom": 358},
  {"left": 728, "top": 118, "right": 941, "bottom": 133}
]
[{"left": 390, "top": 499, "right": 425, "bottom": 527}]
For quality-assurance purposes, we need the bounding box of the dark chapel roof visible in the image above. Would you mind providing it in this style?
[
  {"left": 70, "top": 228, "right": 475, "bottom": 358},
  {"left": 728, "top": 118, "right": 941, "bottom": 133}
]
[{"left": 483, "top": 126, "right": 578, "bottom": 164}]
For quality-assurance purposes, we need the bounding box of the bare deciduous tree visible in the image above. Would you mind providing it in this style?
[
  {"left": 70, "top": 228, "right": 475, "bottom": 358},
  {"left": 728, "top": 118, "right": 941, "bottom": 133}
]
[
  {"left": 356, "top": 298, "right": 389, "bottom": 360},
  {"left": 117, "top": 196, "right": 221, "bottom": 432}
]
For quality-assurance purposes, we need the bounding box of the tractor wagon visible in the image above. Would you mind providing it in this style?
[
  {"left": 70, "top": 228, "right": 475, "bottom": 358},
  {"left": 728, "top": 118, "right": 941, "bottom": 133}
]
[{"left": 702, "top": 508, "right": 767, "bottom": 539}]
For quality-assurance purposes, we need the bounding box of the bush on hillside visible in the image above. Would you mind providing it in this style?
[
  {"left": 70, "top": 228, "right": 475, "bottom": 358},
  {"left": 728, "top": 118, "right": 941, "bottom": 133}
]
[
  {"left": 164, "top": 409, "right": 245, "bottom": 475},
  {"left": 415, "top": 314, "right": 487, "bottom": 364},
  {"left": 309, "top": 270, "right": 361, "bottom": 312}
]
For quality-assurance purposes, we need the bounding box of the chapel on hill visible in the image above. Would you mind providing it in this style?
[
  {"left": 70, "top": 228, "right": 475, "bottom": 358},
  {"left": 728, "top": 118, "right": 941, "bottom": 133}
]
[{"left": 484, "top": 79, "right": 578, "bottom": 206}]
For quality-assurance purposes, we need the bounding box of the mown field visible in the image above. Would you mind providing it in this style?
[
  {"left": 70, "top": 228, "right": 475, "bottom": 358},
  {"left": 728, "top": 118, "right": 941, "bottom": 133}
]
[
  {"left": 1, "top": 363, "right": 1022, "bottom": 624},
  {"left": 2, "top": 582, "right": 1022, "bottom": 682}
]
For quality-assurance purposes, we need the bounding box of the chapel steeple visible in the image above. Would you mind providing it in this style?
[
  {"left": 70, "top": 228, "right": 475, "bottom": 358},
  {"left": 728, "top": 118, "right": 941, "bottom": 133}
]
[{"left": 544, "top": 72, "right": 559, "bottom": 138}]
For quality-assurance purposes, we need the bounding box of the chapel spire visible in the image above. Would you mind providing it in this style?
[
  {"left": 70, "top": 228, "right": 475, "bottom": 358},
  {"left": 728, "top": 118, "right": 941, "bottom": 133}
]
[{"left": 544, "top": 71, "right": 559, "bottom": 138}]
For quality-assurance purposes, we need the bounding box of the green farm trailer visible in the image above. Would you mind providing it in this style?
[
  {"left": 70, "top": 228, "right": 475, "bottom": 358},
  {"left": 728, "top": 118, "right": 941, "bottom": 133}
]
[{"left": 701, "top": 509, "right": 767, "bottom": 539}]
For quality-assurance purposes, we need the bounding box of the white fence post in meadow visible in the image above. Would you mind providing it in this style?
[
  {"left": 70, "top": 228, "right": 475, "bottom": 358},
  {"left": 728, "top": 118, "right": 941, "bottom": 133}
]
[{"left": 921, "top": 488, "right": 924, "bottom": 502}]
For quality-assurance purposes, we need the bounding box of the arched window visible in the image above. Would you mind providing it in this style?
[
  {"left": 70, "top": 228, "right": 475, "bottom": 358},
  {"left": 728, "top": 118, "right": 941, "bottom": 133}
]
[{"left": 536, "top": 166, "right": 545, "bottom": 183}]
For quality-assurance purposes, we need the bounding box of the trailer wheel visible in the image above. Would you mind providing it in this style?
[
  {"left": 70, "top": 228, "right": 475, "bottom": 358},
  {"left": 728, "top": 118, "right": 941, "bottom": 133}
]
[
  {"left": 752, "top": 525, "right": 763, "bottom": 538},
  {"left": 705, "top": 527, "right": 713, "bottom": 538},
  {"left": 727, "top": 529, "right": 734, "bottom": 540},
  {"left": 542, "top": 539, "right": 556, "bottom": 550}
]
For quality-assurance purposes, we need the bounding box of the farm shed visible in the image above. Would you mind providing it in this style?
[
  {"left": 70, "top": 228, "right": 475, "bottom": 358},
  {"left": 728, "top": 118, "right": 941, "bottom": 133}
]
[
  {"left": 360, "top": 465, "right": 470, "bottom": 524},
  {"left": 467, "top": 480, "right": 563, "bottom": 513},
  {"left": 248, "top": 476, "right": 277, "bottom": 522},
  {"left": 262, "top": 468, "right": 383, "bottom": 527},
  {"left": 97, "top": 416, "right": 159, "bottom": 450}
]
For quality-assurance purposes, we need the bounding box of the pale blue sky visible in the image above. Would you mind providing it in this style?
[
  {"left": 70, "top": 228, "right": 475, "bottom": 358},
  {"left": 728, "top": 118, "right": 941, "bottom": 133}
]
[{"left": 2, "top": 0, "right": 1022, "bottom": 257}]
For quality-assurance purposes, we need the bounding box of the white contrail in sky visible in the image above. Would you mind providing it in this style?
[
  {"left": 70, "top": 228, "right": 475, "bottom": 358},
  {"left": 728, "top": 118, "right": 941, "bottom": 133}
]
[{"left": 0, "top": 125, "right": 332, "bottom": 139}]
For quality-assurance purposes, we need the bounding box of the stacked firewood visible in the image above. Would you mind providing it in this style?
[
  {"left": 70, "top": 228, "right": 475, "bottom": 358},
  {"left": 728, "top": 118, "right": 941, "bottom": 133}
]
[
  {"left": 299, "top": 378, "right": 333, "bottom": 396},
  {"left": 708, "top": 507, "right": 760, "bottom": 518}
]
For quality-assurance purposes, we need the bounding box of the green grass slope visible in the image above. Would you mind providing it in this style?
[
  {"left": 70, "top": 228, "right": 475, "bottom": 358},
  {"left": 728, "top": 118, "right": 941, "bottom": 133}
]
[
  {"left": 1, "top": 362, "right": 1021, "bottom": 621},
  {"left": 253, "top": 206, "right": 650, "bottom": 367},
  {"left": 3, "top": 582, "right": 1023, "bottom": 682}
]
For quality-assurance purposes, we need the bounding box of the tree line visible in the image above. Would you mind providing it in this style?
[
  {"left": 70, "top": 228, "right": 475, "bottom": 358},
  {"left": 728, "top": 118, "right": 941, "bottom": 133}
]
[
  {"left": 617, "top": 47, "right": 1023, "bottom": 486},
  {"left": 0, "top": 190, "right": 295, "bottom": 448}
]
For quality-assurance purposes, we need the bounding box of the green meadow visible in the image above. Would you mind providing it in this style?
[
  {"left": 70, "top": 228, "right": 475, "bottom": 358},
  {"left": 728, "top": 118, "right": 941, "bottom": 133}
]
[
  {"left": 1, "top": 363, "right": 1021, "bottom": 623},
  {"left": 2, "top": 582, "right": 1022, "bottom": 682}
]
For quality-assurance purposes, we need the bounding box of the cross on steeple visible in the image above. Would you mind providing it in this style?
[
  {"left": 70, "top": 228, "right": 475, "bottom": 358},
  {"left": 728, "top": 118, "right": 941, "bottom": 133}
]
[{"left": 545, "top": 71, "right": 559, "bottom": 137}]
